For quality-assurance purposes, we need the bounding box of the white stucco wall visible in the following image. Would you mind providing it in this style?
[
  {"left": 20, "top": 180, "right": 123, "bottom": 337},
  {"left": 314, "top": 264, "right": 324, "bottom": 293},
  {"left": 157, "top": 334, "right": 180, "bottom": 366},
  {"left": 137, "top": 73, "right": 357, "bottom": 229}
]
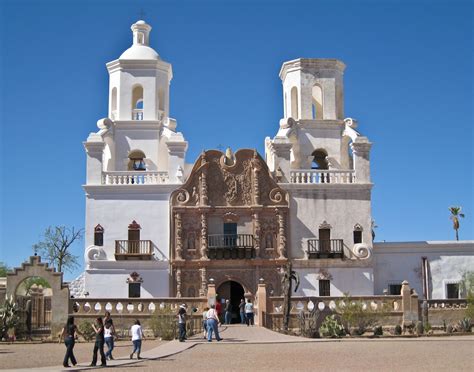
[
  {"left": 286, "top": 185, "right": 372, "bottom": 259},
  {"left": 295, "top": 267, "right": 374, "bottom": 296},
  {"left": 85, "top": 261, "right": 169, "bottom": 298},
  {"left": 374, "top": 241, "right": 474, "bottom": 299}
]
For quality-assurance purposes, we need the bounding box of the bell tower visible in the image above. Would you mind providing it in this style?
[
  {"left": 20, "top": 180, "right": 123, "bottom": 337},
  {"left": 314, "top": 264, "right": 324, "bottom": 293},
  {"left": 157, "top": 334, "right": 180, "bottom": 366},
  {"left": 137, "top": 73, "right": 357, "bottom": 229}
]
[
  {"left": 106, "top": 20, "right": 171, "bottom": 122},
  {"left": 280, "top": 58, "right": 346, "bottom": 121}
]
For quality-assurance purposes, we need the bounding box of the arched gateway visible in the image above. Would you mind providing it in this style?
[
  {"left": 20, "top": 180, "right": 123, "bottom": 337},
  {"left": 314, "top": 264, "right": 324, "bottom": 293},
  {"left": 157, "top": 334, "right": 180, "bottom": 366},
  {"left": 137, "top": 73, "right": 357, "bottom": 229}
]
[
  {"left": 170, "top": 149, "right": 289, "bottom": 300},
  {"left": 216, "top": 280, "right": 245, "bottom": 323}
]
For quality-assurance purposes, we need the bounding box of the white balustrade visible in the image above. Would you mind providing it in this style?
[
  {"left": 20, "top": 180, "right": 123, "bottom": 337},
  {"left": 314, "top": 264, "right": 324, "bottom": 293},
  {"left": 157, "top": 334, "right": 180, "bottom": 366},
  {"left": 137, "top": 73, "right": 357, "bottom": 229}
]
[
  {"left": 132, "top": 109, "right": 144, "bottom": 120},
  {"left": 290, "top": 170, "right": 356, "bottom": 184},
  {"left": 102, "top": 171, "right": 169, "bottom": 185}
]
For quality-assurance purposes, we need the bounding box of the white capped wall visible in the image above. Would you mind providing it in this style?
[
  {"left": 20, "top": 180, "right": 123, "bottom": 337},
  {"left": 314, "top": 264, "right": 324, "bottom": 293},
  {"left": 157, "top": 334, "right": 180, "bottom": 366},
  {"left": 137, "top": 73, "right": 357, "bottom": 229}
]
[{"left": 374, "top": 241, "right": 474, "bottom": 299}]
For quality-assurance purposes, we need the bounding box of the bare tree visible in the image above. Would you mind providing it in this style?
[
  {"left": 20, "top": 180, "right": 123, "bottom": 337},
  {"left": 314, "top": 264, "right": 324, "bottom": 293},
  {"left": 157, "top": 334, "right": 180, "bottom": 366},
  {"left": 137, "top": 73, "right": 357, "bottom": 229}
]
[{"left": 32, "top": 226, "right": 84, "bottom": 273}]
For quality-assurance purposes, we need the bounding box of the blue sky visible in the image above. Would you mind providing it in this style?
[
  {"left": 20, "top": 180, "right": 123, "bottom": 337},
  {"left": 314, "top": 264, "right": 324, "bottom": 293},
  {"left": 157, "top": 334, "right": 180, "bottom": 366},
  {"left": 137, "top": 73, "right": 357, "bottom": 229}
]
[{"left": 1, "top": 0, "right": 472, "bottom": 280}]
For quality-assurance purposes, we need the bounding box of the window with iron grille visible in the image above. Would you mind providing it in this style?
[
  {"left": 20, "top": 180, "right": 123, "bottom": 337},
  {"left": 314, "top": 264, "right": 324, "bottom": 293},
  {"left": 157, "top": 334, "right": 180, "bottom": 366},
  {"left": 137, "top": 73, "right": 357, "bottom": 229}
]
[{"left": 319, "top": 280, "right": 331, "bottom": 296}]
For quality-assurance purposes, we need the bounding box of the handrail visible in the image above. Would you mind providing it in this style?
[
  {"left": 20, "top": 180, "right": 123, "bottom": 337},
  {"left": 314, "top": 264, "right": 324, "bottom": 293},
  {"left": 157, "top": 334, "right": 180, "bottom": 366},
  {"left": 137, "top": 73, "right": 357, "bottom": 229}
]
[
  {"left": 290, "top": 169, "right": 355, "bottom": 184},
  {"left": 102, "top": 171, "right": 169, "bottom": 185}
]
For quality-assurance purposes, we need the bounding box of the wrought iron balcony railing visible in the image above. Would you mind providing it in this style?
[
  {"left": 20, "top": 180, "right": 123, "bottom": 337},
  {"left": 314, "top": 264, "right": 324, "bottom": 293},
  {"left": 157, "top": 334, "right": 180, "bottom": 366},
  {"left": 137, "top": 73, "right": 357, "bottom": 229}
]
[
  {"left": 115, "top": 240, "right": 152, "bottom": 260},
  {"left": 307, "top": 239, "right": 344, "bottom": 259},
  {"left": 207, "top": 234, "right": 255, "bottom": 260}
]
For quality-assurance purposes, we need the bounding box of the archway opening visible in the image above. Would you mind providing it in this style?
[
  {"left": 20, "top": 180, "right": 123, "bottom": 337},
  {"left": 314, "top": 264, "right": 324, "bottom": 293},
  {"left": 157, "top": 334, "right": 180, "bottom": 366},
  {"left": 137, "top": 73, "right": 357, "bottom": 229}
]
[{"left": 216, "top": 280, "right": 245, "bottom": 324}]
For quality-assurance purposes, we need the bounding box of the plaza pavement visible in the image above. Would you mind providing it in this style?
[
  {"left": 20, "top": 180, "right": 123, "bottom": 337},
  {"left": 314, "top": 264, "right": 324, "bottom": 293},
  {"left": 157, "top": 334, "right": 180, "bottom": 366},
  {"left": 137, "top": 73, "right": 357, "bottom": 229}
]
[{"left": 2, "top": 325, "right": 473, "bottom": 371}]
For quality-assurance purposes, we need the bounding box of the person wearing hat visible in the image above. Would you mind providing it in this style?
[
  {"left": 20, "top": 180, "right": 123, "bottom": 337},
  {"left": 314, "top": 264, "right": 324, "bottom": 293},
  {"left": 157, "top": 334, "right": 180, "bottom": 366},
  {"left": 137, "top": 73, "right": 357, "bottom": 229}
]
[{"left": 177, "top": 304, "right": 187, "bottom": 342}]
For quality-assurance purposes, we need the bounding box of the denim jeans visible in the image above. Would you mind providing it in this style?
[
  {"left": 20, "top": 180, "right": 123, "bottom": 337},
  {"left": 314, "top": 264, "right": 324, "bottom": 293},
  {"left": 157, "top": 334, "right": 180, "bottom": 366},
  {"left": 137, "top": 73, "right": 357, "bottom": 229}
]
[
  {"left": 245, "top": 312, "right": 254, "bottom": 326},
  {"left": 132, "top": 339, "right": 142, "bottom": 354},
  {"left": 240, "top": 312, "right": 246, "bottom": 324},
  {"left": 92, "top": 339, "right": 106, "bottom": 366},
  {"left": 207, "top": 319, "right": 221, "bottom": 341},
  {"left": 105, "top": 337, "right": 114, "bottom": 358},
  {"left": 178, "top": 323, "right": 186, "bottom": 341},
  {"left": 63, "top": 336, "right": 77, "bottom": 366},
  {"left": 225, "top": 311, "right": 232, "bottom": 324}
]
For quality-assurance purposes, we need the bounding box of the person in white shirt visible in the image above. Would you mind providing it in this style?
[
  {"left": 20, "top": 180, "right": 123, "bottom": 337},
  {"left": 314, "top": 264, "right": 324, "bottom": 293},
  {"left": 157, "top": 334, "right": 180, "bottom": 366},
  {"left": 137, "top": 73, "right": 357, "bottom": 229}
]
[
  {"left": 206, "top": 304, "right": 223, "bottom": 342},
  {"left": 130, "top": 320, "right": 145, "bottom": 359}
]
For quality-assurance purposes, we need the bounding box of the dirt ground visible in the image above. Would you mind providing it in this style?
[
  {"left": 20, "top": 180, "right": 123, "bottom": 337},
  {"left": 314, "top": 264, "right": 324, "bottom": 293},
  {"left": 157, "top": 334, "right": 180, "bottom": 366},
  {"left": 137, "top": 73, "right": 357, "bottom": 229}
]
[
  {"left": 111, "top": 338, "right": 474, "bottom": 372},
  {"left": 0, "top": 339, "right": 163, "bottom": 369}
]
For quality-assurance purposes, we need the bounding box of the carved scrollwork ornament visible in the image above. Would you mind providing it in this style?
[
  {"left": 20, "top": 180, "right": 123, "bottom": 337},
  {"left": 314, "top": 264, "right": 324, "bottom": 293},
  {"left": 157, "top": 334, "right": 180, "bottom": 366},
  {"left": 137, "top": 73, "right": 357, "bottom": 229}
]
[
  {"left": 269, "top": 188, "right": 285, "bottom": 204},
  {"left": 176, "top": 189, "right": 190, "bottom": 205},
  {"left": 200, "top": 213, "right": 208, "bottom": 259},
  {"left": 176, "top": 268, "right": 182, "bottom": 298},
  {"left": 175, "top": 213, "right": 183, "bottom": 260},
  {"left": 352, "top": 243, "right": 372, "bottom": 260}
]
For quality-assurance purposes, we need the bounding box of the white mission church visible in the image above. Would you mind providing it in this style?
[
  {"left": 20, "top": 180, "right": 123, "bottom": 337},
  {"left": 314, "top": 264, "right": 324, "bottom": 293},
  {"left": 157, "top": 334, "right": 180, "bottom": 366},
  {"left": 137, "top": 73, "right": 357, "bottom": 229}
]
[{"left": 72, "top": 20, "right": 473, "bottom": 305}]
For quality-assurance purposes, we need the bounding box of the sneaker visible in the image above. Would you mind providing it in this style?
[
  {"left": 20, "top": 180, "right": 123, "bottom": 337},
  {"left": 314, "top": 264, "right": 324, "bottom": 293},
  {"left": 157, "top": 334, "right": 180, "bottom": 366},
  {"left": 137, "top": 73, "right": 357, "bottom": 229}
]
[
  {"left": 217, "top": 338, "right": 223, "bottom": 341},
  {"left": 130, "top": 353, "right": 133, "bottom": 359},
  {"left": 109, "top": 356, "right": 114, "bottom": 360}
]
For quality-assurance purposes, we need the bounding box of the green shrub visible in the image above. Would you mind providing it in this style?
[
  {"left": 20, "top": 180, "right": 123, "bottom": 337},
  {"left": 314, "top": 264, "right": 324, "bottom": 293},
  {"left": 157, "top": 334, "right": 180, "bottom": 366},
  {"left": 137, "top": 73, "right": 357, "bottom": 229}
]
[
  {"left": 0, "top": 295, "right": 20, "bottom": 341},
  {"left": 319, "top": 315, "right": 345, "bottom": 338},
  {"left": 78, "top": 321, "right": 95, "bottom": 341},
  {"left": 394, "top": 324, "right": 402, "bottom": 335},
  {"left": 373, "top": 325, "right": 383, "bottom": 336},
  {"left": 337, "top": 294, "right": 388, "bottom": 336},
  {"left": 149, "top": 307, "right": 176, "bottom": 340}
]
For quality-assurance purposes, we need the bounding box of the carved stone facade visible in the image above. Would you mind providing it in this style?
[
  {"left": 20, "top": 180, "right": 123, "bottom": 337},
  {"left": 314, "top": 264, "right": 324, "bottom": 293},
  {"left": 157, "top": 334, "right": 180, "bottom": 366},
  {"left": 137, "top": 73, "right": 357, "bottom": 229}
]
[{"left": 170, "top": 149, "right": 289, "bottom": 297}]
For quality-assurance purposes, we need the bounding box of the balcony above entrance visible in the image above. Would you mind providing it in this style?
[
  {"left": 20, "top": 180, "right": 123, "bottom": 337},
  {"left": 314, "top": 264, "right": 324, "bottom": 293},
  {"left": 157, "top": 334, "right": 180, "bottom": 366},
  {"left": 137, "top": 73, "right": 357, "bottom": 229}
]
[{"left": 208, "top": 234, "right": 256, "bottom": 260}]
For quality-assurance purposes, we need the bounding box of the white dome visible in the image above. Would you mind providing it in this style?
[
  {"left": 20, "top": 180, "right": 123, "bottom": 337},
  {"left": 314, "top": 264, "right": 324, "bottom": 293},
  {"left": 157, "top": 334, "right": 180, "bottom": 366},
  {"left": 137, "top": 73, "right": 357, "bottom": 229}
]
[{"left": 119, "top": 45, "right": 160, "bottom": 60}]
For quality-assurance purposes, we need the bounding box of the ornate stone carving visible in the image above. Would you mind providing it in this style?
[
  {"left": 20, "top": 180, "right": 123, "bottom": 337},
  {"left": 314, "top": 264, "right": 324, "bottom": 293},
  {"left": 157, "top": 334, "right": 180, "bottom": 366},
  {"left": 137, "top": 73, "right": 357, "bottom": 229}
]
[
  {"left": 319, "top": 220, "right": 332, "bottom": 230},
  {"left": 223, "top": 212, "right": 239, "bottom": 223},
  {"left": 176, "top": 189, "right": 190, "bottom": 205},
  {"left": 353, "top": 223, "right": 363, "bottom": 231},
  {"left": 175, "top": 213, "right": 183, "bottom": 260},
  {"left": 200, "top": 213, "right": 208, "bottom": 259},
  {"left": 199, "top": 267, "right": 207, "bottom": 297},
  {"left": 276, "top": 209, "right": 287, "bottom": 259},
  {"left": 316, "top": 269, "right": 333, "bottom": 281},
  {"left": 176, "top": 268, "right": 182, "bottom": 297},
  {"left": 253, "top": 213, "right": 261, "bottom": 257}
]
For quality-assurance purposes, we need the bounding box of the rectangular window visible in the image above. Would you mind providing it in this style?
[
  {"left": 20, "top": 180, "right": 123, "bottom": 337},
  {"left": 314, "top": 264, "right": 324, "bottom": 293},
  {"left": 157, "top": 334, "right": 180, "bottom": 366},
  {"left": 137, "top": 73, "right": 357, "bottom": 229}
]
[
  {"left": 94, "top": 231, "right": 103, "bottom": 246},
  {"left": 319, "top": 280, "right": 331, "bottom": 296},
  {"left": 353, "top": 230, "right": 362, "bottom": 244},
  {"left": 446, "top": 283, "right": 459, "bottom": 299},
  {"left": 388, "top": 284, "right": 402, "bottom": 295},
  {"left": 129, "top": 283, "right": 141, "bottom": 298}
]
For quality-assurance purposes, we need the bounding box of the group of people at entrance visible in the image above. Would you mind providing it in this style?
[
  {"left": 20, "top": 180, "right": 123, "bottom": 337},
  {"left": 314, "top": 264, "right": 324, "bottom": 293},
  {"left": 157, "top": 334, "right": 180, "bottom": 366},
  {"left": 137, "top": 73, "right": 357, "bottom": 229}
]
[
  {"left": 224, "top": 298, "right": 254, "bottom": 326},
  {"left": 60, "top": 311, "right": 145, "bottom": 368}
]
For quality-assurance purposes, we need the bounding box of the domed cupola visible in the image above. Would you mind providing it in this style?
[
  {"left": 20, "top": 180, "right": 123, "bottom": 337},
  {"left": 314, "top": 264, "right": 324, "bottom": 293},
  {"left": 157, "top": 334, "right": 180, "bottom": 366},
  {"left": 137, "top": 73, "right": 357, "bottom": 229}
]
[{"left": 119, "top": 20, "right": 160, "bottom": 60}]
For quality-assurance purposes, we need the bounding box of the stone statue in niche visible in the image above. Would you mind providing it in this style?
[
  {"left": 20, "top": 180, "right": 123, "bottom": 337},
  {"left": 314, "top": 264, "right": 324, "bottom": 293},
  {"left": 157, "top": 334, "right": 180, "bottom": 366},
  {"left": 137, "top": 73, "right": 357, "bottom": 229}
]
[
  {"left": 187, "top": 287, "right": 196, "bottom": 297},
  {"left": 265, "top": 233, "right": 274, "bottom": 248},
  {"left": 187, "top": 232, "right": 196, "bottom": 250}
]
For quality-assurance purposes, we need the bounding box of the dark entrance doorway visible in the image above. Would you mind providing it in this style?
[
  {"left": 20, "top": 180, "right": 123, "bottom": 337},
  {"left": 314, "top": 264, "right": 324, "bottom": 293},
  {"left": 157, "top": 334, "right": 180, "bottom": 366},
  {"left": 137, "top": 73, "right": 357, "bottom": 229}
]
[{"left": 216, "top": 281, "right": 245, "bottom": 324}]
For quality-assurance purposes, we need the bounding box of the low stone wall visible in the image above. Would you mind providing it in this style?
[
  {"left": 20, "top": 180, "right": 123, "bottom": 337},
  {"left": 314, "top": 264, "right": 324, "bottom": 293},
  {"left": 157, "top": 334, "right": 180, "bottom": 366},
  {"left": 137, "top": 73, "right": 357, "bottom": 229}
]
[{"left": 425, "top": 299, "right": 469, "bottom": 326}]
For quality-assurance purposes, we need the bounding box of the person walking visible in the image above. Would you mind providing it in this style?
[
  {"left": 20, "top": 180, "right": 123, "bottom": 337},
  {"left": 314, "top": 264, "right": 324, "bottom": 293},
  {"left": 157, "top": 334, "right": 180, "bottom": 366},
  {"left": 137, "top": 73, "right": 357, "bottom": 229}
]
[
  {"left": 61, "top": 316, "right": 84, "bottom": 368},
  {"left": 206, "top": 304, "right": 223, "bottom": 342},
  {"left": 224, "top": 299, "right": 232, "bottom": 325},
  {"left": 239, "top": 298, "right": 246, "bottom": 325},
  {"left": 245, "top": 298, "right": 254, "bottom": 326},
  {"left": 130, "top": 320, "right": 145, "bottom": 359},
  {"left": 177, "top": 304, "right": 187, "bottom": 342},
  {"left": 202, "top": 307, "right": 209, "bottom": 339},
  {"left": 90, "top": 317, "right": 106, "bottom": 367},
  {"left": 104, "top": 318, "right": 115, "bottom": 360}
]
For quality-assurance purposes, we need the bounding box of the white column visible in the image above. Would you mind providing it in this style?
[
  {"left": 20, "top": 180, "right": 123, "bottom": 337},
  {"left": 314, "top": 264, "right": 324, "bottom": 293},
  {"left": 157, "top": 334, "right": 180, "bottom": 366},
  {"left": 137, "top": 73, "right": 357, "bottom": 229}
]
[
  {"left": 271, "top": 139, "right": 292, "bottom": 183},
  {"left": 167, "top": 140, "right": 188, "bottom": 183},
  {"left": 351, "top": 137, "right": 372, "bottom": 183},
  {"left": 83, "top": 133, "right": 105, "bottom": 185}
]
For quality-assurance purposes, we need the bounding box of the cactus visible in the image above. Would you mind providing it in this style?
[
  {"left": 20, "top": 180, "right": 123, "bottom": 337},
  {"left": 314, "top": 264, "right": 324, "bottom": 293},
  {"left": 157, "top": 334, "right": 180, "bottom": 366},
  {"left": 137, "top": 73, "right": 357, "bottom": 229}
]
[
  {"left": 457, "top": 318, "right": 472, "bottom": 333},
  {"left": 320, "top": 315, "right": 345, "bottom": 338},
  {"left": 0, "top": 295, "right": 20, "bottom": 341}
]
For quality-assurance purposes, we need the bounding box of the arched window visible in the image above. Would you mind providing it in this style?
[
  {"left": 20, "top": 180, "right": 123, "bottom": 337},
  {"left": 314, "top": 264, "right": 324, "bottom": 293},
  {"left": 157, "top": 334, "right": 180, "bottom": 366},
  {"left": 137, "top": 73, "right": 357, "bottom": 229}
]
[
  {"left": 132, "top": 85, "right": 144, "bottom": 120},
  {"left": 291, "top": 87, "right": 299, "bottom": 119},
  {"left": 311, "top": 149, "right": 329, "bottom": 170},
  {"left": 111, "top": 87, "right": 117, "bottom": 119},
  {"left": 311, "top": 85, "right": 323, "bottom": 119},
  {"left": 94, "top": 224, "right": 104, "bottom": 246},
  {"left": 128, "top": 150, "right": 146, "bottom": 171}
]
